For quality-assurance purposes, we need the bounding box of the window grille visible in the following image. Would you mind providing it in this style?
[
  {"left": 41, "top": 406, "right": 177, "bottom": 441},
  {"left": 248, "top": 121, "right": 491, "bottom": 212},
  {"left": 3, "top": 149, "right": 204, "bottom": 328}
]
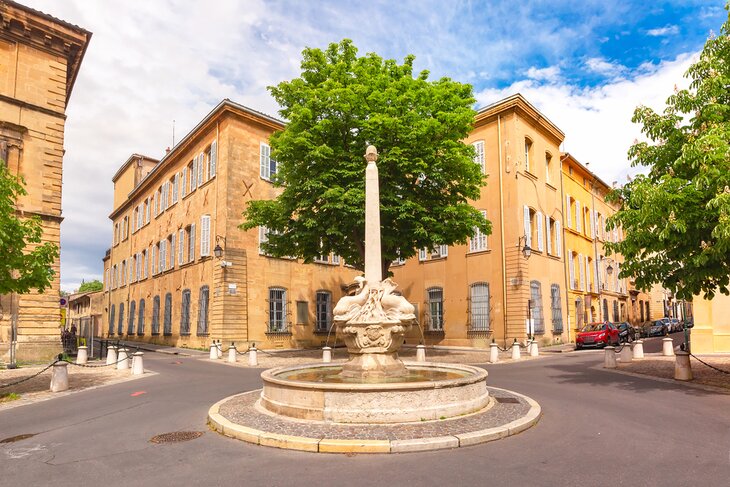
[
  {"left": 128, "top": 300, "right": 136, "bottom": 335},
  {"left": 151, "top": 296, "right": 160, "bottom": 335},
  {"left": 180, "top": 289, "right": 191, "bottom": 335},
  {"left": 550, "top": 284, "right": 563, "bottom": 333},
  {"left": 163, "top": 293, "right": 172, "bottom": 335},
  {"left": 427, "top": 287, "right": 444, "bottom": 331},
  {"left": 117, "top": 302, "right": 124, "bottom": 335},
  {"left": 268, "top": 287, "right": 287, "bottom": 332},
  {"left": 197, "top": 286, "right": 209, "bottom": 335},
  {"left": 469, "top": 283, "right": 490, "bottom": 331},
  {"left": 315, "top": 291, "right": 332, "bottom": 332},
  {"left": 530, "top": 281, "right": 545, "bottom": 334},
  {"left": 138, "top": 299, "right": 145, "bottom": 335},
  {"left": 108, "top": 304, "right": 115, "bottom": 335}
]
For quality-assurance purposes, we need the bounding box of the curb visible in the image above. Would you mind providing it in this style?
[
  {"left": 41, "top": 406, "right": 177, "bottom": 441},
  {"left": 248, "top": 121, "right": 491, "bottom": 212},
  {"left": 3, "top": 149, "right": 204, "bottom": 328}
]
[{"left": 208, "top": 386, "right": 541, "bottom": 454}]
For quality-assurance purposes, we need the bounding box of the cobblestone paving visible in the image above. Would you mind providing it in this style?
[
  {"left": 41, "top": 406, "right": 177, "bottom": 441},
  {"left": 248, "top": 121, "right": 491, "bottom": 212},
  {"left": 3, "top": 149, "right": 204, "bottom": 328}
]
[{"left": 218, "top": 387, "right": 530, "bottom": 441}]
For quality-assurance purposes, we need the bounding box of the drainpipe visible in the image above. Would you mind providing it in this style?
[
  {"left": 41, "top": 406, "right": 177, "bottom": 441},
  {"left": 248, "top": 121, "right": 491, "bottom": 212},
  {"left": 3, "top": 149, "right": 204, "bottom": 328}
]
[{"left": 498, "top": 115, "right": 508, "bottom": 348}]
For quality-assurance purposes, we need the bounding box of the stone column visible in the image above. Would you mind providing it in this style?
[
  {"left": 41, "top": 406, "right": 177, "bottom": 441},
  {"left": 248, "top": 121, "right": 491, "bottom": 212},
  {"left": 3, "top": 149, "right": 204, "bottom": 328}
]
[
  {"left": 511, "top": 341, "right": 521, "bottom": 360},
  {"left": 364, "top": 146, "right": 382, "bottom": 283},
  {"left": 322, "top": 346, "right": 332, "bottom": 363},
  {"left": 131, "top": 352, "right": 144, "bottom": 375},
  {"left": 489, "top": 342, "right": 499, "bottom": 363},
  {"left": 106, "top": 345, "right": 117, "bottom": 365},
  {"left": 76, "top": 346, "right": 88, "bottom": 365},
  {"left": 117, "top": 348, "right": 129, "bottom": 370},
  {"left": 50, "top": 361, "right": 69, "bottom": 392},
  {"left": 674, "top": 351, "right": 693, "bottom": 381},
  {"left": 228, "top": 343, "right": 237, "bottom": 363},
  {"left": 632, "top": 340, "right": 644, "bottom": 359},
  {"left": 604, "top": 346, "right": 617, "bottom": 368},
  {"left": 248, "top": 345, "right": 258, "bottom": 366},
  {"left": 416, "top": 344, "right": 426, "bottom": 362},
  {"left": 662, "top": 338, "right": 675, "bottom": 356}
]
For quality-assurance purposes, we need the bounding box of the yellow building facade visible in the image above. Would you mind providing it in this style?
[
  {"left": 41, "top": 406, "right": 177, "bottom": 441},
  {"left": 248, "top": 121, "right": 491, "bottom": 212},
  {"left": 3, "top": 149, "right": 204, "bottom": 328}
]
[
  {"left": 102, "top": 100, "right": 357, "bottom": 350},
  {"left": 0, "top": 1, "right": 90, "bottom": 361},
  {"left": 691, "top": 294, "right": 729, "bottom": 353},
  {"left": 392, "top": 94, "right": 569, "bottom": 348}
]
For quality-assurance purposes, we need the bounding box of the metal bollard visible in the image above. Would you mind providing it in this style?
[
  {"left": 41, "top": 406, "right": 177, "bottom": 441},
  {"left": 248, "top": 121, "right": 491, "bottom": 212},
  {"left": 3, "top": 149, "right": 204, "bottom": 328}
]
[
  {"left": 209, "top": 343, "right": 218, "bottom": 360},
  {"left": 248, "top": 344, "right": 258, "bottom": 366},
  {"left": 76, "top": 345, "right": 88, "bottom": 365},
  {"left": 604, "top": 346, "right": 617, "bottom": 368},
  {"left": 662, "top": 338, "right": 675, "bottom": 356},
  {"left": 416, "top": 344, "right": 426, "bottom": 362},
  {"left": 106, "top": 345, "right": 118, "bottom": 365},
  {"left": 530, "top": 340, "right": 539, "bottom": 357},
  {"left": 228, "top": 342, "right": 237, "bottom": 363},
  {"left": 674, "top": 351, "right": 693, "bottom": 381},
  {"left": 511, "top": 340, "right": 521, "bottom": 360},
  {"left": 632, "top": 339, "right": 644, "bottom": 359},
  {"left": 619, "top": 344, "right": 632, "bottom": 363},
  {"left": 117, "top": 348, "right": 129, "bottom": 370},
  {"left": 489, "top": 342, "right": 499, "bottom": 363},
  {"left": 217, "top": 340, "right": 223, "bottom": 359},
  {"left": 50, "top": 361, "right": 69, "bottom": 392},
  {"left": 131, "top": 351, "right": 144, "bottom": 375}
]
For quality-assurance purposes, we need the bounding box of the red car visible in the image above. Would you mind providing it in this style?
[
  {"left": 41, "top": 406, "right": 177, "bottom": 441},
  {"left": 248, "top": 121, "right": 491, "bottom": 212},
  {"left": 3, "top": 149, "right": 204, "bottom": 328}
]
[{"left": 575, "top": 322, "right": 620, "bottom": 349}]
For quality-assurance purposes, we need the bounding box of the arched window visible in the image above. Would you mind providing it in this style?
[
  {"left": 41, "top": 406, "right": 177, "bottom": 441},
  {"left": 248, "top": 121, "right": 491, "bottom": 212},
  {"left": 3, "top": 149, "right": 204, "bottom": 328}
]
[
  {"left": 268, "top": 287, "right": 287, "bottom": 332},
  {"left": 315, "top": 291, "right": 333, "bottom": 332},
  {"left": 530, "top": 281, "right": 544, "bottom": 334},
  {"left": 469, "top": 283, "right": 490, "bottom": 332},
  {"left": 137, "top": 299, "right": 145, "bottom": 335},
  {"left": 128, "top": 300, "right": 136, "bottom": 335},
  {"left": 197, "top": 285, "right": 210, "bottom": 335},
  {"left": 151, "top": 295, "right": 160, "bottom": 335},
  {"left": 180, "top": 289, "right": 191, "bottom": 335},
  {"left": 550, "top": 284, "right": 563, "bottom": 333},
  {"left": 524, "top": 137, "right": 533, "bottom": 173},
  {"left": 427, "top": 287, "right": 444, "bottom": 331}
]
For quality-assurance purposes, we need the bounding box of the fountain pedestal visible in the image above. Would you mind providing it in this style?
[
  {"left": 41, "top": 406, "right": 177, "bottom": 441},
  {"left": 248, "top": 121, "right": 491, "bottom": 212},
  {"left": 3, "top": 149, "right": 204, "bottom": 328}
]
[{"left": 339, "top": 320, "right": 410, "bottom": 379}]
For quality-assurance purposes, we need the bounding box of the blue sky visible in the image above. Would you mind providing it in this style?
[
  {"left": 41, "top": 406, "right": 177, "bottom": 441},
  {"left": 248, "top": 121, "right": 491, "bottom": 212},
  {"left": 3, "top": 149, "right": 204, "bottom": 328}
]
[{"left": 21, "top": 0, "right": 728, "bottom": 291}]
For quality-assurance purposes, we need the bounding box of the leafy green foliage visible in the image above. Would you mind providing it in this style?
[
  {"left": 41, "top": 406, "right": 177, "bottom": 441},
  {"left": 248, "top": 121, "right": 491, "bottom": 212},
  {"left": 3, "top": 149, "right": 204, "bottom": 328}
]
[
  {"left": 78, "top": 279, "right": 103, "bottom": 293},
  {"left": 607, "top": 7, "right": 730, "bottom": 300},
  {"left": 0, "top": 162, "right": 59, "bottom": 294},
  {"left": 241, "top": 40, "right": 490, "bottom": 275}
]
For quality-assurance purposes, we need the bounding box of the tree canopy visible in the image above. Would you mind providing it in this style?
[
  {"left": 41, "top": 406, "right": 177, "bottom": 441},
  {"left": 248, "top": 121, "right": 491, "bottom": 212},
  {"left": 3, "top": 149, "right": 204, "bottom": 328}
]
[
  {"left": 0, "top": 163, "right": 58, "bottom": 294},
  {"left": 606, "top": 8, "right": 730, "bottom": 300},
  {"left": 78, "top": 279, "right": 103, "bottom": 293},
  {"left": 241, "top": 39, "right": 490, "bottom": 276}
]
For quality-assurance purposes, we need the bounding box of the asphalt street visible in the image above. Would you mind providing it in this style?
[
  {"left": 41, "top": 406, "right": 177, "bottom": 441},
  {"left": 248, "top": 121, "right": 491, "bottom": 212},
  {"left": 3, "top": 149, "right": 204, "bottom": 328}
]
[{"left": 1, "top": 344, "right": 728, "bottom": 487}]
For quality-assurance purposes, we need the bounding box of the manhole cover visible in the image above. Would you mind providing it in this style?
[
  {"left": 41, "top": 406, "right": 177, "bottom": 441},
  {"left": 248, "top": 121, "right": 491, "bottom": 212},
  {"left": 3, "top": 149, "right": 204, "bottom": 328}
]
[
  {"left": 495, "top": 397, "right": 520, "bottom": 404},
  {"left": 150, "top": 431, "right": 204, "bottom": 443},
  {"left": 0, "top": 433, "right": 36, "bottom": 443}
]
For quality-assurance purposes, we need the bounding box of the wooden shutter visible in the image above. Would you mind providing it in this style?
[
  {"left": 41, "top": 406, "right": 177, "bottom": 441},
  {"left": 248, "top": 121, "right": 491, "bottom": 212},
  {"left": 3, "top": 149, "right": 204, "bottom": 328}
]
[
  {"left": 523, "top": 206, "right": 532, "bottom": 248},
  {"left": 575, "top": 201, "right": 581, "bottom": 233},
  {"left": 170, "top": 234, "right": 176, "bottom": 270},
  {"left": 473, "top": 141, "right": 485, "bottom": 174},
  {"left": 578, "top": 253, "right": 586, "bottom": 291},
  {"left": 178, "top": 229, "right": 185, "bottom": 265},
  {"left": 545, "top": 215, "right": 552, "bottom": 255},
  {"left": 537, "top": 211, "right": 544, "bottom": 252},
  {"left": 198, "top": 152, "right": 204, "bottom": 184},
  {"left": 566, "top": 195, "right": 572, "bottom": 228},
  {"left": 200, "top": 215, "right": 211, "bottom": 256},
  {"left": 589, "top": 210, "right": 595, "bottom": 239},
  {"left": 210, "top": 140, "right": 217, "bottom": 177},
  {"left": 189, "top": 223, "right": 196, "bottom": 262},
  {"left": 260, "top": 143, "right": 270, "bottom": 179},
  {"left": 568, "top": 250, "right": 575, "bottom": 289},
  {"left": 555, "top": 221, "right": 562, "bottom": 258}
]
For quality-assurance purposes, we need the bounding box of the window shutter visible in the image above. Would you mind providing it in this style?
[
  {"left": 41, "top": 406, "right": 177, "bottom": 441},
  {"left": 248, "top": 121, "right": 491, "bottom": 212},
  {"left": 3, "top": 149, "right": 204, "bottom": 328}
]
[
  {"left": 258, "top": 226, "right": 268, "bottom": 254},
  {"left": 189, "top": 223, "right": 195, "bottom": 262},
  {"left": 419, "top": 248, "right": 426, "bottom": 261},
  {"left": 545, "top": 215, "right": 552, "bottom": 255},
  {"left": 159, "top": 240, "right": 165, "bottom": 273},
  {"left": 191, "top": 158, "right": 197, "bottom": 189},
  {"left": 178, "top": 229, "right": 185, "bottom": 265},
  {"left": 566, "top": 195, "right": 572, "bottom": 228},
  {"left": 182, "top": 167, "right": 188, "bottom": 197},
  {"left": 568, "top": 250, "right": 575, "bottom": 289},
  {"left": 198, "top": 152, "right": 205, "bottom": 184},
  {"left": 210, "top": 140, "right": 217, "bottom": 177},
  {"left": 523, "top": 205, "right": 532, "bottom": 248},
  {"left": 173, "top": 173, "right": 180, "bottom": 203},
  {"left": 200, "top": 215, "right": 211, "bottom": 256},
  {"left": 555, "top": 221, "right": 562, "bottom": 258},
  {"left": 170, "top": 234, "right": 176, "bottom": 270},
  {"left": 578, "top": 253, "right": 586, "bottom": 291},
  {"left": 151, "top": 246, "right": 156, "bottom": 275},
  {"left": 473, "top": 141, "right": 485, "bottom": 174},
  {"left": 536, "top": 211, "right": 544, "bottom": 252},
  {"left": 439, "top": 245, "right": 448, "bottom": 257},
  {"left": 260, "top": 143, "right": 270, "bottom": 179},
  {"left": 594, "top": 258, "right": 600, "bottom": 293},
  {"left": 589, "top": 210, "right": 595, "bottom": 239},
  {"left": 585, "top": 256, "right": 591, "bottom": 292},
  {"left": 575, "top": 201, "right": 582, "bottom": 233}
]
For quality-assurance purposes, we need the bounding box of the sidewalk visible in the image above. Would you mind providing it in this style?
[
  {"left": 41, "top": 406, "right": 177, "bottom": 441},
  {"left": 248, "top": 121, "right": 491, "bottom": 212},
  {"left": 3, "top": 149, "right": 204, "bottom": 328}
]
[{"left": 98, "top": 339, "right": 209, "bottom": 357}]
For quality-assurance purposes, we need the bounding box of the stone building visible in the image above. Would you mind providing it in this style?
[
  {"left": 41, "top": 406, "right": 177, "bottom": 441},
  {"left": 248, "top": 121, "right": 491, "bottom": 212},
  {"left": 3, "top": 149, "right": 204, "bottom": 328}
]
[
  {"left": 392, "top": 94, "right": 569, "bottom": 348},
  {"left": 67, "top": 289, "right": 103, "bottom": 337},
  {"left": 0, "top": 1, "right": 90, "bottom": 361},
  {"left": 102, "top": 100, "right": 358, "bottom": 350}
]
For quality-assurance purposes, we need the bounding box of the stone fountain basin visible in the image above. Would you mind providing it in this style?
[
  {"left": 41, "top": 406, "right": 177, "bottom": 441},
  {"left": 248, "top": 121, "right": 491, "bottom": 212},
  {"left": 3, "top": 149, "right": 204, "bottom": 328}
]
[{"left": 259, "top": 362, "right": 489, "bottom": 424}]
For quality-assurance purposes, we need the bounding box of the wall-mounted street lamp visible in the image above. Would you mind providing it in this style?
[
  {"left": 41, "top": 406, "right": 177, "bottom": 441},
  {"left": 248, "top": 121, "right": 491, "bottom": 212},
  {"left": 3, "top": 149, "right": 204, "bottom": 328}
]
[
  {"left": 214, "top": 235, "right": 232, "bottom": 268},
  {"left": 518, "top": 236, "right": 532, "bottom": 260}
]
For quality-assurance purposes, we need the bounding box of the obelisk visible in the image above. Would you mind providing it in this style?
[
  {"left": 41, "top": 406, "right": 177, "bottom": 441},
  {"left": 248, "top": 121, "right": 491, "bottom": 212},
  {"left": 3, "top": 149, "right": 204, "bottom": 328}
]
[{"left": 364, "top": 145, "right": 382, "bottom": 283}]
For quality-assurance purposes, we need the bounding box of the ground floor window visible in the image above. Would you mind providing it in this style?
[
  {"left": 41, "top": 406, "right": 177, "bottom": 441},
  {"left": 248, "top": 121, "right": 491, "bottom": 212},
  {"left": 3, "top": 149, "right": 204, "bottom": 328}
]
[
  {"left": 427, "top": 287, "right": 444, "bottom": 331},
  {"left": 197, "top": 285, "right": 209, "bottom": 335},
  {"left": 151, "top": 296, "right": 160, "bottom": 335},
  {"left": 315, "top": 291, "right": 332, "bottom": 332},
  {"left": 117, "top": 303, "right": 124, "bottom": 335},
  {"left": 127, "top": 300, "right": 136, "bottom": 335},
  {"left": 108, "top": 305, "right": 115, "bottom": 335},
  {"left": 269, "top": 287, "right": 287, "bottom": 332},
  {"left": 550, "top": 284, "right": 563, "bottom": 333},
  {"left": 530, "top": 281, "right": 544, "bottom": 334},
  {"left": 138, "top": 299, "right": 145, "bottom": 335},
  {"left": 469, "top": 283, "right": 490, "bottom": 331},
  {"left": 613, "top": 300, "right": 619, "bottom": 322},
  {"left": 180, "top": 289, "right": 191, "bottom": 335},
  {"left": 602, "top": 299, "right": 609, "bottom": 322},
  {"left": 163, "top": 293, "right": 172, "bottom": 335}
]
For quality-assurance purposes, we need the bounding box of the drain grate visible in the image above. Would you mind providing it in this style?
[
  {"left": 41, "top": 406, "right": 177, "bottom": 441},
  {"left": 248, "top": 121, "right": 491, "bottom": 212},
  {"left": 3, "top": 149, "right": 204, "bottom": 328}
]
[
  {"left": 0, "top": 433, "right": 37, "bottom": 443},
  {"left": 150, "top": 431, "right": 204, "bottom": 444},
  {"left": 495, "top": 397, "right": 520, "bottom": 404}
]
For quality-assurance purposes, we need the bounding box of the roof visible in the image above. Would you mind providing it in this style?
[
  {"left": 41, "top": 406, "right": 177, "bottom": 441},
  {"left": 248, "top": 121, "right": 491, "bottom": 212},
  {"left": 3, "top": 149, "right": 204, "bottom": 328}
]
[
  {"left": 111, "top": 153, "right": 159, "bottom": 183},
  {"left": 475, "top": 93, "right": 565, "bottom": 143},
  {"left": 561, "top": 152, "right": 614, "bottom": 192}
]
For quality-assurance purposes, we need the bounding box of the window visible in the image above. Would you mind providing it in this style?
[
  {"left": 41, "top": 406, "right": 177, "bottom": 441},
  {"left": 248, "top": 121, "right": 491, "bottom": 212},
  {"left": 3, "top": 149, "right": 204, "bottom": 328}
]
[
  {"left": 578, "top": 253, "right": 586, "bottom": 291},
  {"left": 472, "top": 140, "right": 485, "bottom": 174},
  {"left": 178, "top": 228, "right": 185, "bottom": 265},
  {"left": 180, "top": 289, "right": 191, "bottom": 335},
  {"left": 188, "top": 223, "right": 195, "bottom": 262},
  {"left": 151, "top": 296, "right": 160, "bottom": 335},
  {"left": 545, "top": 152, "right": 552, "bottom": 184},
  {"left": 566, "top": 195, "right": 574, "bottom": 229},
  {"left": 523, "top": 206, "right": 543, "bottom": 252},
  {"left": 550, "top": 284, "right": 563, "bottom": 333},
  {"left": 159, "top": 239, "right": 166, "bottom": 273},
  {"left": 208, "top": 141, "right": 217, "bottom": 179},
  {"left": 524, "top": 138, "right": 533, "bottom": 173},
  {"left": 431, "top": 245, "right": 448, "bottom": 258},
  {"left": 172, "top": 173, "right": 179, "bottom": 204},
  {"left": 639, "top": 300, "right": 645, "bottom": 322},
  {"left": 427, "top": 287, "right": 444, "bottom": 331},
  {"left": 260, "top": 142, "right": 277, "bottom": 180},
  {"left": 259, "top": 226, "right": 280, "bottom": 256},
  {"left": 469, "top": 283, "right": 490, "bottom": 332},
  {"left": 530, "top": 281, "right": 545, "bottom": 334},
  {"left": 117, "top": 302, "right": 125, "bottom": 336},
  {"left": 602, "top": 299, "right": 609, "bottom": 322},
  {"left": 127, "top": 300, "right": 136, "bottom": 335},
  {"left": 144, "top": 198, "right": 150, "bottom": 224},
  {"left": 188, "top": 158, "right": 196, "bottom": 193},
  {"left": 268, "top": 287, "right": 287, "bottom": 332},
  {"left": 331, "top": 254, "right": 341, "bottom": 265},
  {"left": 197, "top": 285, "right": 210, "bottom": 335},
  {"left": 470, "top": 210, "right": 488, "bottom": 252},
  {"left": 315, "top": 291, "right": 332, "bottom": 332},
  {"left": 108, "top": 304, "right": 115, "bottom": 336},
  {"left": 200, "top": 215, "right": 211, "bottom": 257},
  {"left": 138, "top": 299, "right": 145, "bottom": 336},
  {"left": 613, "top": 300, "right": 619, "bottom": 322},
  {"left": 419, "top": 248, "right": 427, "bottom": 261},
  {"left": 163, "top": 293, "right": 172, "bottom": 335}
]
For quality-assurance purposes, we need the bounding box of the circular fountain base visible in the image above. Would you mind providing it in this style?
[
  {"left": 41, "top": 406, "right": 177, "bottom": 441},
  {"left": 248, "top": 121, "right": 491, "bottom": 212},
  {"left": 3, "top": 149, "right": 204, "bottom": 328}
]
[{"left": 260, "top": 362, "right": 489, "bottom": 424}]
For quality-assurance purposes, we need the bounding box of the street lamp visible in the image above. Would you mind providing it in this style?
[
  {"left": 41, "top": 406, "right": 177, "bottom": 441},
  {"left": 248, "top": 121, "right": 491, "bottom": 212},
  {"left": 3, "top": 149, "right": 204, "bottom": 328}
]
[
  {"left": 518, "top": 236, "right": 532, "bottom": 260},
  {"left": 214, "top": 236, "right": 232, "bottom": 268},
  {"left": 213, "top": 244, "right": 223, "bottom": 259}
]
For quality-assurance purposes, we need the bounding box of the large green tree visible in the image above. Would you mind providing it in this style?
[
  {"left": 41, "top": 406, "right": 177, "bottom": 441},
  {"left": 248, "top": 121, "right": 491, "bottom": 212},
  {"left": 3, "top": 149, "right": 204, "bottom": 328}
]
[
  {"left": 0, "top": 162, "right": 58, "bottom": 294},
  {"left": 78, "top": 279, "right": 103, "bottom": 293},
  {"left": 607, "top": 7, "right": 730, "bottom": 300},
  {"left": 241, "top": 40, "right": 490, "bottom": 276}
]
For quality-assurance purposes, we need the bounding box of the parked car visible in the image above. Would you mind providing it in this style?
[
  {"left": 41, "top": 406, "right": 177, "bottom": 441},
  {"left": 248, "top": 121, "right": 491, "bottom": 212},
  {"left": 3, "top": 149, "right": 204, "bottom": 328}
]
[
  {"left": 641, "top": 319, "right": 669, "bottom": 337},
  {"left": 669, "top": 318, "right": 681, "bottom": 332},
  {"left": 575, "top": 322, "right": 621, "bottom": 349},
  {"left": 615, "top": 322, "right": 637, "bottom": 343}
]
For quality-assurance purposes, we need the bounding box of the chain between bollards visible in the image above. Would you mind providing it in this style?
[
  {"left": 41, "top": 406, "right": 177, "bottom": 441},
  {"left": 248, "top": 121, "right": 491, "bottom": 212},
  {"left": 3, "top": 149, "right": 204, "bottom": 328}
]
[{"left": 0, "top": 357, "right": 61, "bottom": 389}]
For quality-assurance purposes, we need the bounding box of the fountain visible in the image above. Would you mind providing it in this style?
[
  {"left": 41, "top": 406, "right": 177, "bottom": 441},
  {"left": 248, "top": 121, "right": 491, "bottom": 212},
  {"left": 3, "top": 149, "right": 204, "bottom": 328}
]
[{"left": 209, "top": 146, "right": 540, "bottom": 452}]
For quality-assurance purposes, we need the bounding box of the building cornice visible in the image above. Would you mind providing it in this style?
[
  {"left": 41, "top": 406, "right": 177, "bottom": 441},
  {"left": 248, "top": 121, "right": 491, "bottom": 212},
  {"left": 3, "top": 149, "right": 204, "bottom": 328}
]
[
  {"left": 474, "top": 93, "right": 565, "bottom": 144},
  {"left": 0, "top": 93, "right": 67, "bottom": 119}
]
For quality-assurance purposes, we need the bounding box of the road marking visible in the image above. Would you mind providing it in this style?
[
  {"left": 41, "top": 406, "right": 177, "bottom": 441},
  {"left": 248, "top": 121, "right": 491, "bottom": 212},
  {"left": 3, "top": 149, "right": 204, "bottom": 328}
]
[{"left": 130, "top": 391, "right": 146, "bottom": 397}]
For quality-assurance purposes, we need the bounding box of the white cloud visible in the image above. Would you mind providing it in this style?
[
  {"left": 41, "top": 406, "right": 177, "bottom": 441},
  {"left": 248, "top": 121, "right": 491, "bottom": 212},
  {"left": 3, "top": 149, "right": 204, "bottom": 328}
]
[
  {"left": 647, "top": 25, "right": 679, "bottom": 37},
  {"left": 526, "top": 66, "right": 561, "bottom": 82},
  {"left": 475, "top": 52, "right": 697, "bottom": 188},
  {"left": 585, "top": 57, "right": 627, "bottom": 77}
]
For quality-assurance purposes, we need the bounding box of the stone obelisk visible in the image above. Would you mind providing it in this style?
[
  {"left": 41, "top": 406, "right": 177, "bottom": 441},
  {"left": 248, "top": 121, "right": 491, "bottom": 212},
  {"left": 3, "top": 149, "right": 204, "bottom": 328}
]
[{"left": 364, "top": 145, "right": 382, "bottom": 283}]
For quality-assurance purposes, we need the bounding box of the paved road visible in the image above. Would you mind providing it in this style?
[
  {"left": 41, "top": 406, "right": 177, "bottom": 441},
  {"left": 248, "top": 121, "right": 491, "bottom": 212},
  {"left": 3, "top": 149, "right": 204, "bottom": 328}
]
[{"left": 1, "top": 350, "right": 729, "bottom": 487}]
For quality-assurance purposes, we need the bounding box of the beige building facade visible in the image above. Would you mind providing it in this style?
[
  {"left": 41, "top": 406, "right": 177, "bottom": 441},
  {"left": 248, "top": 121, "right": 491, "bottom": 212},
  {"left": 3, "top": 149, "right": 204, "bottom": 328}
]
[
  {"left": 102, "top": 100, "right": 358, "bottom": 350},
  {"left": 0, "top": 1, "right": 90, "bottom": 361}
]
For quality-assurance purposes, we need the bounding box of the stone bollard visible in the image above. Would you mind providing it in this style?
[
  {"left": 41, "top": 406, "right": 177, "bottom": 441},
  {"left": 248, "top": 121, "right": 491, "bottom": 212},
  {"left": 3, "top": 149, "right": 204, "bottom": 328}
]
[
  {"left": 322, "top": 346, "right": 332, "bottom": 363},
  {"left": 662, "top": 338, "right": 675, "bottom": 357},
  {"left": 530, "top": 340, "right": 539, "bottom": 357},
  {"left": 50, "top": 361, "right": 69, "bottom": 392},
  {"left": 117, "top": 348, "right": 129, "bottom": 370},
  {"left": 106, "top": 345, "right": 118, "bottom": 366},
  {"left": 209, "top": 343, "right": 218, "bottom": 360},
  {"left": 228, "top": 343, "right": 237, "bottom": 363},
  {"left": 632, "top": 339, "right": 645, "bottom": 359},
  {"left": 414, "top": 345, "right": 426, "bottom": 362},
  {"left": 604, "top": 346, "right": 617, "bottom": 368},
  {"left": 674, "top": 351, "right": 693, "bottom": 381},
  {"left": 511, "top": 341, "right": 521, "bottom": 360},
  {"left": 217, "top": 340, "right": 223, "bottom": 359},
  {"left": 619, "top": 344, "right": 632, "bottom": 363},
  {"left": 131, "top": 351, "right": 144, "bottom": 375},
  {"left": 489, "top": 342, "right": 499, "bottom": 363},
  {"left": 248, "top": 344, "right": 258, "bottom": 366},
  {"left": 76, "top": 345, "right": 88, "bottom": 365}
]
